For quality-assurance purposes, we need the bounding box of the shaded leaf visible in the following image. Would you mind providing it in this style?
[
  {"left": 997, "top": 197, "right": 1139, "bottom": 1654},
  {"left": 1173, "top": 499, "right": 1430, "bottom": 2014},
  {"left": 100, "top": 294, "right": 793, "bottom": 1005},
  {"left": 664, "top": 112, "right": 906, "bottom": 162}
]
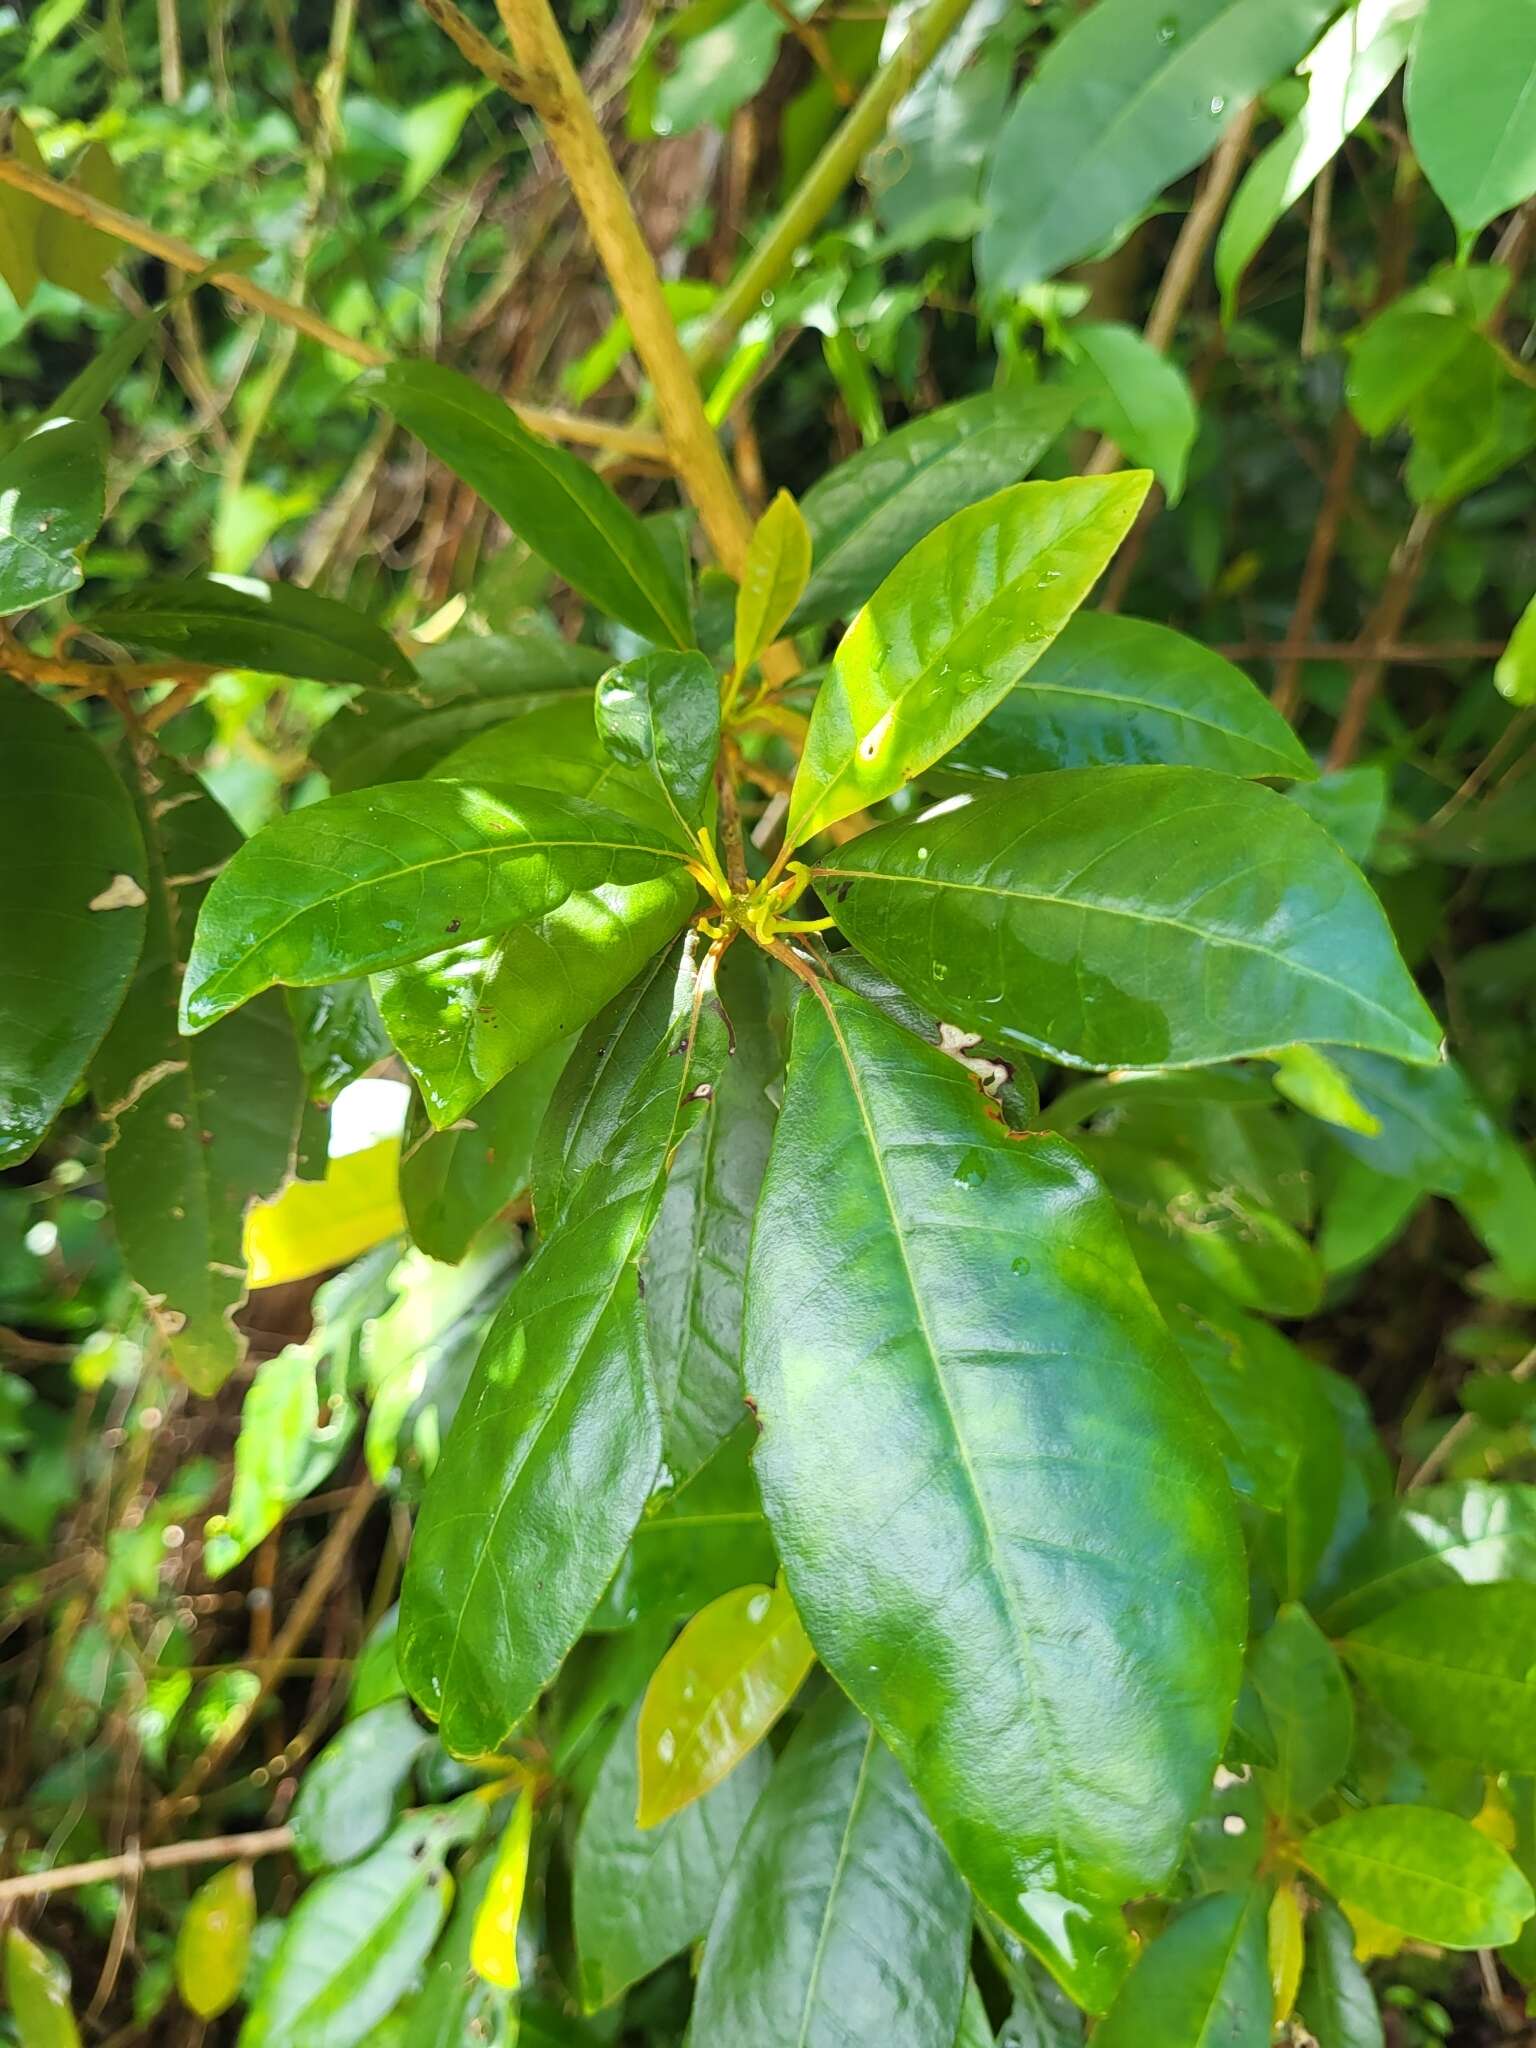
[
  {"left": 0, "top": 417, "right": 107, "bottom": 615},
  {"left": 93, "top": 575, "right": 416, "bottom": 691},
  {"left": 595, "top": 650, "right": 720, "bottom": 837},
  {"left": 290, "top": 1700, "right": 429, "bottom": 1872},
  {"left": 1296, "top": 1898, "right": 1385, "bottom": 2048},
  {"left": 1249, "top": 1604, "right": 1353, "bottom": 1816},
  {"left": 399, "top": 1038, "right": 571, "bottom": 1262},
  {"left": 1319, "top": 1481, "right": 1536, "bottom": 1633}
]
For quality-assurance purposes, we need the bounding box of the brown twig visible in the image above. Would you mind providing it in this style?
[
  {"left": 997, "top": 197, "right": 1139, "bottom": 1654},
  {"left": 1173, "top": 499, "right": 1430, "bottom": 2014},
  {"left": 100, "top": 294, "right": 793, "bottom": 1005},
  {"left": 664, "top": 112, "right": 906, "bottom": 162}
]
[
  {"left": 1269, "top": 414, "right": 1364, "bottom": 720},
  {"left": 0, "top": 1827, "right": 293, "bottom": 1904},
  {"left": 1405, "top": 1342, "right": 1536, "bottom": 1491},
  {"left": 1326, "top": 505, "right": 1443, "bottom": 770}
]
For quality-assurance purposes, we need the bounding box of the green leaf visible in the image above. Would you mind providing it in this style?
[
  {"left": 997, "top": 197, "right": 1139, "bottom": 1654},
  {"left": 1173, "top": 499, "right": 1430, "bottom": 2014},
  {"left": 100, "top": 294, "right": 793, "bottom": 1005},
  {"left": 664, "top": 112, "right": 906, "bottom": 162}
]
[
  {"left": 1065, "top": 323, "right": 1198, "bottom": 502},
  {"left": 1406, "top": 0, "right": 1536, "bottom": 239},
  {"left": 0, "top": 677, "right": 146, "bottom": 1168},
  {"left": 399, "top": 1038, "right": 571, "bottom": 1262},
  {"left": 690, "top": 1690, "right": 971, "bottom": 2048},
  {"left": 591, "top": 1427, "right": 779, "bottom": 1629},
  {"left": 643, "top": 943, "right": 782, "bottom": 1479},
  {"left": 0, "top": 114, "right": 47, "bottom": 308},
  {"left": 202, "top": 1340, "right": 356, "bottom": 1579},
  {"left": 35, "top": 142, "right": 119, "bottom": 307},
  {"left": 735, "top": 488, "right": 812, "bottom": 672},
  {"left": 438, "top": 693, "right": 678, "bottom": 833},
  {"left": 1249, "top": 1605, "right": 1353, "bottom": 1816},
  {"left": 92, "top": 575, "right": 417, "bottom": 691},
  {"left": 1092, "top": 1888, "right": 1270, "bottom": 2048},
  {"left": 1216, "top": 0, "right": 1420, "bottom": 319},
  {"left": 953, "top": 1976, "right": 996, "bottom": 2048},
  {"left": 362, "top": 363, "right": 692, "bottom": 648},
  {"left": 5, "top": 1929, "right": 81, "bottom": 2048},
  {"left": 636, "top": 1578, "right": 814, "bottom": 1826},
  {"left": 743, "top": 984, "right": 1244, "bottom": 2008},
  {"left": 791, "top": 387, "right": 1077, "bottom": 630},
  {"left": 181, "top": 781, "right": 694, "bottom": 1032},
  {"left": 175, "top": 1863, "right": 256, "bottom": 2021},
  {"left": 937, "top": 613, "right": 1315, "bottom": 784},
  {"left": 1319, "top": 1482, "right": 1536, "bottom": 1633},
  {"left": 820, "top": 766, "right": 1441, "bottom": 1070},
  {"left": 399, "top": 942, "right": 727, "bottom": 1757},
  {"left": 785, "top": 473, "right": 1150, "bottom": 848},
  {"left": 573, "top": 1696, "right": 771, "bottom": 2009},
  {"left": 290, "top": 1700, "right": 430, "bottom": 1872},
  {"left": 1497, "top": 592, "right": 1536, "bottom": 705},
  {"left": 92, "top": 759, "right": 304, "bottom": 1393},
  {"left": 0, "top": 418, "right": 107, "bottom": 615},
  {"left": 1298, "top": 1806, "right": 1535, "bottom": 1949},
  {"left": 978, "top": 0, "right": 1337, "bottom": 290},
  {"left": 1296, "top": 1899, "right": 1385, "bottom": 2048},
  {"left": 402, "top": 1853, "right": 507, "bottom": 2048},
  {"left": 1342, "top": 1582, "right": 1536, "bottom": 1772},
  {"left": 240, "top": 1809, "right": 471, "bottom": 2048},
  {"left": 595, "top": 650, "right": 720, "bottom": 837},
  {"left": 312, "top": 629, "right": 606, "bottom": 793}
]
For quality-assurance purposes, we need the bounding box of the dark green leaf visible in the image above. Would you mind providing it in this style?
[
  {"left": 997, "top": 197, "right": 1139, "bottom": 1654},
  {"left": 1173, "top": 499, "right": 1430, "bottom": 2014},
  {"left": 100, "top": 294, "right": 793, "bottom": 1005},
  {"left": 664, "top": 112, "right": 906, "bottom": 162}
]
[
  {"left": 399, "top": 942, "right": 727, "bottom": 1757},
  {"left": 0, "top": 678, "right": 146, "bottom": 1168},
  {"left": 690, "top": 1690, "right": 971, "bottom": 2048},
  {"left": 286, "top": 981, "right": 390, "bottom": 1105},
  {"left": 92, "top": 575, "right": 416, "bottom": 691},
  {"left": 289, "top": 1700, "right": 429, "bottom": 1872},
  {"left": 790, "top": 388, "right": 1077, "bottom": 630},
  {"left": 743, "top": 985, "right": 1244, "bottom": 2008},
  {"left": 590, "top": 1428, "right": 779, "bottom": 1630},
  {"left": 573, "top": 1697, "right": 770, "bottom": 2009},
  {"left": 0, "top": 418, "right": 107, "bottom": 614},
  {"left": 1092, "top": 1888, "right": 1270, "bottom": 2048},
  {"left": 937, "top": 614, "right": 1314, "bottom": 784},
  {"left": 1298, "top": 1806, "right": 1534, "bottom": 1949},
  {"left": 786, "top": 473, "right": 1150, "bottom": 847},
  {"left": 362, "top": 363, "right": 692, "bottom": 648},
  {"left": 820, "top": 766, "right": 1441, "bottom": 1069},
  {"left": 181, "top": 782, "right": 695, "bottom": 1032},
  {"left": 595, "top": 650, "right": 720, "bottom": 837},
  {"left": 1296, "top": 1899, "right": 1384, "bottom": 2048},
  {"left": 1343, "top": 1582, "right": 1536, "bottom": 1772},
  {"left": 1249, "top": 1604, "right": 1353, "bottom": 1816}
]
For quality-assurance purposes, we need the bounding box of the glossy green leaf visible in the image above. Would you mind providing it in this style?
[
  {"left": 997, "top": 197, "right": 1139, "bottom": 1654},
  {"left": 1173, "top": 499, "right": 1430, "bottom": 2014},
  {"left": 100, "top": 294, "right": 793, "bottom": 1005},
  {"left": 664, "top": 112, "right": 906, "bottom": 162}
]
[
  {"left": 93, "top": 759, "right": 304, "bottom": 1392},
  {"left": 636, "top": 1578, "right": 813, "bottom": 1826},
  {"left": 313, "top": 629, "right": 605, "bottom": 793},
  {"left": 362, "top": 363, "right": 692, "bottom": 648},
  {"left": 1066, "top": 323, "right": 1198, "bottom": 502},
  {"left": 595, "top": 650, "right": 720, "bottom": 837},
  {"left": 5, "top": 1929, "right": 81, "bottom": 2048},
  {"left": 181, "top": 781, "right": 694, "bottom": 1032},
  {"left": 471, "top": 1786, "right": 534, "bottom": 1989},
  {"left": 743, "top": 985, "right": 1244, "bottom": 2007},
  {"left": 953, "top": 1976, "right": 996, "bottom": 2048},
  {"left": 1342, "top": 1582, "right": 1536, "bottom": 1771},
  {"left": 1319, "top": 1482, "right": 1536, "bottom": 1632},
  {"left": 938, "top": 613, "right": 1314, "bottom": 785},
  {"left": 786, "top": 473, "right": 1149, "bottom": 848},
  {"left": 643, "top": 942, "right": 781, "bottom": 1479},
  {"left": 402, "top": 1853, "right": 508, "bottom": 2048},
  {"left": 399, "top": 1038, "right": 570, "bottom": 1262},
  {"left": 92, "top": 575, "right": 416, "bottom": 690},
  {"left": 240, "top": 1808, "right": 471, "bottom": 2048},
  {"left": 1296, "top": 1899, "right": 1385, "bottom": 2048},
  {"left": 0, "top": 677, "right": 146, "bottom": 1168},
  {"left": 175, "top": 1863, "right": 256, "bottom": 2020},
  {"left": 400, "top": 943, "right": 727, "bottom": 1757},
  {"left": 790, "top": 387, "right": 1076, "bottom": 630},
  {"left": 1093, "top": 1887, "right": 1270, "bottom": 2048},
  {"left": 1216, "top": 0, "right": 1421, "bottom": 318},
  {"left": 828, "top": 949, "right": 1040, "bottom": 1127},
  {"left": 0, "top": 418, "right": 107, "bottom": 614},
  {"left": 1249, "top": 1605, "right": 1353, "bottom": 1815},
  {"left": 203, "top": 1338, "right": 357, "bottom": 1579},
  {"left": 690, "top": 1690, "right": 971, "bottom": 2048},
  {"left": 573, "top": 1695, "right": 770, "bottom": 2008},
  {"left": 591, "top": 1427, "right": 779, "bottom": 1630},
  {"left": 290, "top": 1699, "right": 429, "bottom": 1871},
  {"left": 437, "top": 693, "right": 677, "bottom": 832},
  {"left": 978, "top": 0, "right": 1336, "bottom": 290},
  {"left": 1406, "top": 0, "right": 1536, "bottom": 238},
  {"left": 820, "top": 766, "right": 1441, "bottom": 1070},
  {"left": 1299, "top": 1806, "right": 1535, "bottom": 1949},
  {"left": 735, "top": 488, "right": 812, "bottom": 672}
]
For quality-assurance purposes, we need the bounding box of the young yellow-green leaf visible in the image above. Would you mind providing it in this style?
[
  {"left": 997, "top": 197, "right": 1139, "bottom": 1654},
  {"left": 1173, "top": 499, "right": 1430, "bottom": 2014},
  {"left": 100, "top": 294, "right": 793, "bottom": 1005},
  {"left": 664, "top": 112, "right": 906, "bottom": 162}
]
[
  {"left": 1299, "top": 1806, "right": 1535, "bottom": 1949},
  {"left": 690, "top": 1690, "right": 971, "bottom": 2048},
  {"left": 1092, "top": 1888, "right": 1270, "bottom": 2048},
  {"left": 820, "top": 766, "right": 1442, "bottom": 1071},
  {"left": 1249, "top": 1604, "right": 1353, "bottom": 1818},
  {"left": 0, "top": 677, "right": 146, "bottom": 1169},
  {"left": 1270, "top": 1045, "right": 1382, "bottom": 1135},
  {"left": 36, "top": 141, "right": 119, "bottom": 306},
  {"left": 244, "top": 1136, "right": 404, "bottom": 1287},
  {"left": 92, "top": 575, "right": 417, "bottom": 691},
  {"left": 4, "top": 1929, "right": 81, "bottom": 2048},
  {"left": 180, "top": 782, "right": 694, "bottom": 1032},
  {"left": 1317, "top": 1481, "right": 1536, "bottom": 1634},
  {"left": 636, "top": 1579, "right": 814, "bottom": 1827},
  {"left": 0, "top": 114, "right": 47, "bottom": 307},
  {"left": 1497, "top": 592, "right": 1536, "bottom": 706},
  {"left": 937, "top": 612, "right": 1316, "bottom": 785},
  {"left": 1296, "top": 1899, "right": 1385, "bottom": 2048},
  {"left": 1342, "top": 1582, "right": 1536, "bottom": 1772},
  {"left": 743, "top": 984, "right": 1244, "bottom": 2010},
  {"left": 0, "top": 417, "right": 107, "bottom": 615},
  {"left": 1269, "top": 1882, "right": 1306, "bottom": 2025},
  {"left": 784, "top": 472, "right": 1150, "bottom": 850},
  {"left": 573, "top": 1695, "right": 771, "bottom": 2009},
  {"left": 595, "top": 650, "right": 720, "bottom": 838},
  {"left": 398, "top": 1039, "right": 570, "bottom": 1263},
  {"left": 290, "top": 1699, "right": 429, "bottom": 1872},
  {"left": 1406, "top": 0, "right": 1536, "bottom": 239},
  {"left": 362, "top": 362, "right": 692, "bottom": 649},
  {"left": 400, "top": 943, "right": 727, "bottom": 1757},
  {"left": 174, "top": 1862, "right": 255, "bottom": 2020},
  {"left": 734, "top": 488, "right": 812, "bottom": 673},
  {"left": 471, "top": 1785, "right": 534, "bottom": 1990}
]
